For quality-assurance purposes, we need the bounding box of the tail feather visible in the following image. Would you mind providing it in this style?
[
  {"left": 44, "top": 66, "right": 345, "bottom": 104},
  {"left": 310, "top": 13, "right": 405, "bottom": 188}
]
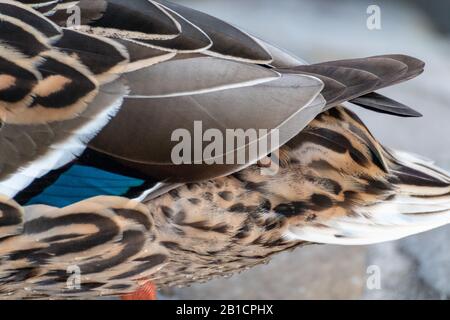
[
  {"left": 287, "top": 151, "right": 450, "bottom": 245},
  {"left": 285, "top": 107, "right": 450, "bottom": 245}
]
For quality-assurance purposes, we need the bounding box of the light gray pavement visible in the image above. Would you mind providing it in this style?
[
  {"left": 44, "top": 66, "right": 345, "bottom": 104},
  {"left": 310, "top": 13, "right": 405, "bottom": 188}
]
[{"left": 164, "top": 0, "right": 450, "bottom": 299}]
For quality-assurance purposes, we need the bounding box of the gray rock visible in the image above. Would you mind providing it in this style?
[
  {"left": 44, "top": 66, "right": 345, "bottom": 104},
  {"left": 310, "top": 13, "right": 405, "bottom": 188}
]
[
  {"left": 173, "top": 245, "right": 367, "bottom": 300},
  {"left": 401, "top": 228, "right": 450, "bottom": 298},
  {"left": 364, "top": 242, "right": 441, "bottom": 299}
]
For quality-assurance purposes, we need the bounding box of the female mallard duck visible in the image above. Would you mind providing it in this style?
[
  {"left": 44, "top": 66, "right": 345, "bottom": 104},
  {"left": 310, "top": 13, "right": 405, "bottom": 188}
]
[{"left": 0, "top": 0, "right": 449, "bottom": 299}]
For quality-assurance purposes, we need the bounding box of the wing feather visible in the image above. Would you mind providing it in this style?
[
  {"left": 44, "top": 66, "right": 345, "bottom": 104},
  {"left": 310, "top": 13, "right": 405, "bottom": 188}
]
[
  {"left": 157, "top": 0, "right": 273, "bottom": 64},
  {"left": 351, "top": 92, "right": 423, "bottom": 118},
  {"left": 0, "top": 0, "right": 61, "bottom": 39},
  {"left": 137, "top": 1, "right": 212, "bottom": 53},
  {"left": 125, "top": 56, "right": 280, "bottom": 98},
  {"left": 89, "top": 72, "right": 325, "bottom": 182},
  {"left": 0, "top": 80, "right": 128, "bottom": 198},
  {"left": 55, "top": 0, "right": 181, "bottom": 40},
  {"left": 282, "top": 55, "right": 425, "bottom": 116}
]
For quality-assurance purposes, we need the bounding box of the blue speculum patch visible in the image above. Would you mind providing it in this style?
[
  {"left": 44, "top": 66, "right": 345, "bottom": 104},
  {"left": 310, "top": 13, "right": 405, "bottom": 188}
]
[{"left": 25, "top": 164, "right": 145, "bottom": 208}]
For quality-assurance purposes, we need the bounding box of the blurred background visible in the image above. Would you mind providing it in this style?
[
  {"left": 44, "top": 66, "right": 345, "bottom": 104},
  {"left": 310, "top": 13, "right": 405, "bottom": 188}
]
[{"left": 164, "top": 0, "right": 450, "bottom": 300}]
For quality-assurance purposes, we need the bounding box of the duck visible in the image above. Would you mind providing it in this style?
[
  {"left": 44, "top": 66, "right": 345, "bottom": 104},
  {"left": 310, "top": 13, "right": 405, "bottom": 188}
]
[{"left": 0, "top": 0, "right": 449, "bottom": 299}]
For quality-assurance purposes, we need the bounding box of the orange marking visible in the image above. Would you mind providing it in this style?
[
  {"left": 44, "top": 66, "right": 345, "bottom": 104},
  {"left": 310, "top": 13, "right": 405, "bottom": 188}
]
[{"left": 121, "top": 281, "right": 157, "bottom": 300}]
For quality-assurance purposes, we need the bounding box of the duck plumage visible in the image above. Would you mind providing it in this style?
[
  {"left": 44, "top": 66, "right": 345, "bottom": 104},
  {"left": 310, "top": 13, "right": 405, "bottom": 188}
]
[{"left": 0, "top": 0, "right": 449, "bottom": 298}]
